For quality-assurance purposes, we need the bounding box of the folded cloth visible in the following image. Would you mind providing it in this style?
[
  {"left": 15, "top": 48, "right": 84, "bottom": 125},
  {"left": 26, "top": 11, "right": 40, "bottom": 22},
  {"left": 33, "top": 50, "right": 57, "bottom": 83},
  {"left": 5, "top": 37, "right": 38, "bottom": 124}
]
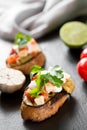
[{"left": 0, "top": 0, "right": 87, "bottom": 40}]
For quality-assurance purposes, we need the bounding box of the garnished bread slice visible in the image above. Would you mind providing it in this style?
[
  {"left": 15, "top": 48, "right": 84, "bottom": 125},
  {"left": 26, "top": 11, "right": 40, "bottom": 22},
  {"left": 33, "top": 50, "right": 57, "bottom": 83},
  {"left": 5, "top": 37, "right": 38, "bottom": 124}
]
[
  {"left": 6, "top": 33, "right": 45, "bottom": 74},
  {"left": 8, "top": 52, "right": 45, "bottom": 75},
  {"left": 20, "top": 65, "right": 75, "bottom": 121},
  {"left": 21, "top": 91, "right": 69, "bottom": 122}
]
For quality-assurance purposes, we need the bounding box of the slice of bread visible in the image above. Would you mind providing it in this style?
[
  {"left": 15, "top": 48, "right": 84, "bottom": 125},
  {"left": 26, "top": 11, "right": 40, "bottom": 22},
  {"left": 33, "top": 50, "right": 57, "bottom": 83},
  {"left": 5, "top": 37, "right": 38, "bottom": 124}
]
[
  {"left": 7, "top": 52, "right": 45, "bottom": 75},
  {"left": 20, "top": 78, "right": 75, "bottom": 122}
]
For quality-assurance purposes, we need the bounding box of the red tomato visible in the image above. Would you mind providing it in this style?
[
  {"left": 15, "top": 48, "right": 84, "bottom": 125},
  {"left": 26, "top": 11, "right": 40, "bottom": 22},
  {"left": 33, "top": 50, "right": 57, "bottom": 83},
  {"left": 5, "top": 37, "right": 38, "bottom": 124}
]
[
  {"left": 31, "top": 52, "right": 37, "bottom": 57},
  {"left": 80, "top": 48, "right": 87, "bottom": 59},
  {"left": 77, "top": 58, "right": 87, "bottom": 81},
  {"left": 25, "top": 90, "right": 34, "bottom": 103},
  {"left": 42, "top": 90, "right": 48, "bottom": 102},
  {"left": 6, "top": 54, "right": 18, "bottom": 64},
  {"left": 11, "top": 48, "right": 15, "bottom": 54},
  {"left": 32, "top": 75, "right": 37, "bottom": 80}
]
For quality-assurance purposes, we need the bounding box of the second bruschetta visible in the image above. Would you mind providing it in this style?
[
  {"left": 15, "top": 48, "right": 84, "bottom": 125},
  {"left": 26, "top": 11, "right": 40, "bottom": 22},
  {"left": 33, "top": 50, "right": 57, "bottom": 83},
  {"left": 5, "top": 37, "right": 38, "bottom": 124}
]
[{"left": 6, "top": 33, "right": 45, "bottom": 74}]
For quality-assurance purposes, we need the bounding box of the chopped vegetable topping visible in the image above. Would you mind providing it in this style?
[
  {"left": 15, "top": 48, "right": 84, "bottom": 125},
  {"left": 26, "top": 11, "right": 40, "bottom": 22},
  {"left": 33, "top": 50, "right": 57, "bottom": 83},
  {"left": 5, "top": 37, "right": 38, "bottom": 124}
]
[
  {"left": 10, "top": 48, "right": 16, "bottom": 54},
  {"left": 24, "top": 65, "right": 64, "bottom": 106},
  {"left": 29, "top": 87, "right": 42, "bottom": 98},
  {"left": 6, "top": 54, "right": 18, "bottom": 64},
  {"left": 6, "top": 32, "right": 41, "bottom": 66},
  {"left": 28, "top": 65, "right": 64, "bottom": 98},
  {"left": 30, "top": 65, "right": 64, "bottom": 88},
  {"left": 24, "top": 66, "right": 72, "bottom": 106}
]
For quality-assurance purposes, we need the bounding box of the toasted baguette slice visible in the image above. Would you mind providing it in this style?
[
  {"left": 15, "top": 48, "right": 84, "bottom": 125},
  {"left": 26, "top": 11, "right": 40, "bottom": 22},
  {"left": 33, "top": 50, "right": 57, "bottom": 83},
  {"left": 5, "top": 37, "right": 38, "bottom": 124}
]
[
  {"left": 21, "top": 78, "right": 74, "bottom": 122},
  {"left": 7, "top": 52, "right": 45, "bottom": 75}
]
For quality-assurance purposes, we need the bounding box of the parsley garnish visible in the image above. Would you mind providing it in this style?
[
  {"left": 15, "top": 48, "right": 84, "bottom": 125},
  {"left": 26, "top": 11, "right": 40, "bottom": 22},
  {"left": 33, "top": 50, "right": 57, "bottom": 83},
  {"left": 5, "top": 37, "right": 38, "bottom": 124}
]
[
  {"left": 30, "top": 65, "right": 64, "bottom": 88},
  {"left": 14, "top": 32, "right": 32, "bottom": 47},
  {"left": 29, "top": 65, "right": 64, "bottom": 97},
  {"left": 30, "top": 65, "right": 43, "bottom": 79}
]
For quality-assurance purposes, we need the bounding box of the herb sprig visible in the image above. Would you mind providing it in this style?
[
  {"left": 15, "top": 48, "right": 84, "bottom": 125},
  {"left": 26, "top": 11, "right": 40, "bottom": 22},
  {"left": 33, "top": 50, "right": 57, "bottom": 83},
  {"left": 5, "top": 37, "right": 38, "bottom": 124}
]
[
  {"left": 14, "top": 32, "right": 32, "bottom": 47},
  {"left": 30, "top": 65, "right": 64, "bottom": 87},
  {"left": 29, "top": 65, "right": 64, "bottom": 97}
]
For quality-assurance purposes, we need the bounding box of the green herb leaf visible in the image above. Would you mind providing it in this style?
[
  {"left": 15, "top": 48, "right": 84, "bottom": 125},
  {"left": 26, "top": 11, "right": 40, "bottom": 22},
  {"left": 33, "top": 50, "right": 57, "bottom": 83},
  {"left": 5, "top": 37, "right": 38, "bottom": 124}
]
[
  {"left": 29, "top": 87, "right": 41, "bottom": 98},
  {"left": 52, "top": 65, "right": 61, "bottom": 71},
  {"left": 47, "top": 74, "right": 63, "bottom": 87},
  {"left": 30, "top": 65, "right": 43, "bottom": 79},
  {"left": 30, "top": 65, "right": 64, "bottom": 93},
  {"left": 14, "top": 32, "right": 32, "bottom": 47},
  {"left": 35, "top": 74, "right": 47, "bottom": 88},
  {"left": 29, "top": 65, "right": 64, "bottom": 98},
  {"left": 49, "top": 65, "right": 64, "bottom": 79},
  {"left": 41, "top": 73, "right": 63, "bottom": 87}
]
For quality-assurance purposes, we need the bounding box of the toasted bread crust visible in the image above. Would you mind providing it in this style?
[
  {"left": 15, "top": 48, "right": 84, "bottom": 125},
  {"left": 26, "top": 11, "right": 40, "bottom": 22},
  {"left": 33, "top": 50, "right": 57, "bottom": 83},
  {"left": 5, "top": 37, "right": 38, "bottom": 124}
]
[
  {"left": 62, "top": 78, "right": 75, "bottom": 94},
  {"left": 21, "top": 92, "right": 69, "bottom": 122},
  {"left": 7, "top": 52, "right": 45, "bottom": 75}
]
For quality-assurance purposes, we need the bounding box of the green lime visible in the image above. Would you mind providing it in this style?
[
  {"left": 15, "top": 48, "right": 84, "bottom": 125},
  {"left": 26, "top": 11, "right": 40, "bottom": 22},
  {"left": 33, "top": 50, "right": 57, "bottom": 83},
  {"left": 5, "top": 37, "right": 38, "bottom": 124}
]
[{"left": 59, "top": 21, "right": 87, "bottom": 48}]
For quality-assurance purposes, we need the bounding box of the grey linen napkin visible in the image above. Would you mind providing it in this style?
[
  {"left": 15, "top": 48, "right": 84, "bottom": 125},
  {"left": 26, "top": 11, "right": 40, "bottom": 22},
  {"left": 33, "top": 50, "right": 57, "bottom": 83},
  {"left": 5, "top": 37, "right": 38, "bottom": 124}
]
[{"left": 0, "top": 0, "right": 87, "bottom": 40}]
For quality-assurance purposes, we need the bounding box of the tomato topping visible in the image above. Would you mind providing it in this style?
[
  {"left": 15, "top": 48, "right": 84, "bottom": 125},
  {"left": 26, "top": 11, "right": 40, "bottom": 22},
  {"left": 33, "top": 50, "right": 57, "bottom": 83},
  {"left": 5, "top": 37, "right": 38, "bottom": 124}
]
[
  {"left": 42, "top": 90, "right": 48, "bottom": 102},
  {"left": 25, "top": 90, "right": 34, "bottom": 102},
  {"left": 30, "top": 39, "right": 37, "bottom": 45},
  {"left": 32, "top": 75, "right": 37, "bottom": 80},
  {"left": 11, "top": 48, "right": 16, "bottom": 54},
  {"left": 19, "top": 45, "right": 28, "bottom": 51},
  {"left": 77, "top": 58, "right": 87, "bottom": 81},
  {"left": 31, "top": 52, "right": 37, "bottom": 57},
  {"left": 80, "top": 48, "right": 87, "bottom": 59},
  {"left": 6, "top": 54, "right": 18, "bottom": 64}
]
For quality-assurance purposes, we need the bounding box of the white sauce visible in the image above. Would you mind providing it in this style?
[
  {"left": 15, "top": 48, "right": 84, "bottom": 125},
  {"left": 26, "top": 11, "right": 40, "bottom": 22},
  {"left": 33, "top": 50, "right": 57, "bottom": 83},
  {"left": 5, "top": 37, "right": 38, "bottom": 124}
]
[
  {"left": 29, "top": 80, "right": 36, "bottom": 89},
  {"left": 45, "top": 82, "right": 62, "bottom": 93}
]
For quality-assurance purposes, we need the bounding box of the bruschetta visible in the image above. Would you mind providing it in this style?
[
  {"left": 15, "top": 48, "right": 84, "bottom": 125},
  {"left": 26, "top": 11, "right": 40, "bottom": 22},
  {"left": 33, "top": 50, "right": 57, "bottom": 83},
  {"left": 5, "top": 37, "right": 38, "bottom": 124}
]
[
  {"left": 21, "top": 65, "right": 75, "bottom": 122},
  {"left": 6, "top": 33, "right": 45, "bottom": 74}
]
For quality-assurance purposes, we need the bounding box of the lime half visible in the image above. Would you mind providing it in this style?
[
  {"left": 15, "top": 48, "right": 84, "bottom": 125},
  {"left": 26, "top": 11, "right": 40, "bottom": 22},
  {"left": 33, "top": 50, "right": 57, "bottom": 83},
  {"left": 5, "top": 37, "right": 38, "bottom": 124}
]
[{"left": 59, "top": 21, "right": 87, "bottom": 48}]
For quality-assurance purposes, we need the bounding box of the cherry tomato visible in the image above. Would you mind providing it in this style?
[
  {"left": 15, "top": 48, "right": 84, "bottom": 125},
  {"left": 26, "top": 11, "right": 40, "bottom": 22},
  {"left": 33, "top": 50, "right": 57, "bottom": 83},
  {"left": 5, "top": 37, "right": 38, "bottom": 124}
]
[
  {"left": 77, "top": 58, "right": 87, "bottom": 81},
  {"left": 80, "top": 48, "right": 87, "bottom": 59}
]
